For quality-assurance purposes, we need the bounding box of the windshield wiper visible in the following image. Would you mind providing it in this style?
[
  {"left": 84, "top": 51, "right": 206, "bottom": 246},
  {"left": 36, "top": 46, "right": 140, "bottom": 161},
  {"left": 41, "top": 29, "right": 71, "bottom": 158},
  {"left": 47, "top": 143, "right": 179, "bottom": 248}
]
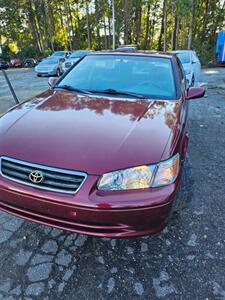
[
  {"left": 55, "top": 85, "right": 93, "bottom": 95},
  {"left": 90, "top": 88, "right": 147, "bottom": 99}
]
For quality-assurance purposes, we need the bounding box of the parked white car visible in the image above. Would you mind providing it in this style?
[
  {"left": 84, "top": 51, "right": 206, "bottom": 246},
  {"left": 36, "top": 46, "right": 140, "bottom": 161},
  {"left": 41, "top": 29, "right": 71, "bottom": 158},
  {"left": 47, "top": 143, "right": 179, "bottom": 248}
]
[
  {"left": 62, "top": 50, "right": 92, "bottom": 73},
  {"left": 171, "top": 50, "right": 201, "bottom": 86},
  {"left": 35, "top": 57, "right": 65, "bottom": 77}
]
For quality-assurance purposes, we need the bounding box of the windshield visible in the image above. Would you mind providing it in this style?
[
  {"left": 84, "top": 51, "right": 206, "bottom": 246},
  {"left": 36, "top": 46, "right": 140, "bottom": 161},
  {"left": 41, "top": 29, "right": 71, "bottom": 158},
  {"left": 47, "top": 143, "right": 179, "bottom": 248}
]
[
  {"left": 41, "top": 58, "right": 58, "bottom": 64},
  {"left": 57, "top": 55, "right": 176, "bottom": 99},
  {"left": 177, "top": 52, "right": 190, "bottom": 64},
  {"left": 52, "top": 51, "right": 65, "bottom": 57},
  {"left": 70, "top": 51, "right": 88, "bottom": 58}
]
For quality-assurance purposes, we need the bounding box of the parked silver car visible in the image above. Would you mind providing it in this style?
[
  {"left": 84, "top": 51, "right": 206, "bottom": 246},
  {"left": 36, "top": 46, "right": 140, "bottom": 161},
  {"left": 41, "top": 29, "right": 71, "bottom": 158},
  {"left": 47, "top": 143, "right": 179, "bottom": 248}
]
[
  {"left": 62, "top": 50, "right": 92, "bottom": 73},
  {"left": 171, "top": 50, "right": 201, "bottom": 86},
  {"left": 35, "top": 57, "right": 65, "bottom": 77}
]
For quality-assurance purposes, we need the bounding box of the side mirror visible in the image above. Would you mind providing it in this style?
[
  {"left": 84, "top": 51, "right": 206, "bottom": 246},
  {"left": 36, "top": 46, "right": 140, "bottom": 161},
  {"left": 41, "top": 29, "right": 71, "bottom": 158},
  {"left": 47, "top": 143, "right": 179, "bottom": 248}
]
[
  {"left": 185, "top": 87, "right": 205, "bottom": 100},
  {"left": 48, "top": 77, "right": 58, "bottom": 88}
]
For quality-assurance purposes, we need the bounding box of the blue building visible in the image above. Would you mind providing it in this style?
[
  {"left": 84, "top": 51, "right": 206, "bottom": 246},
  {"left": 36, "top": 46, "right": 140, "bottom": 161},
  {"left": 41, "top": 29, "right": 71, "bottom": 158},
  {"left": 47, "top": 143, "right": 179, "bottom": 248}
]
[{"left": 216, "top": 31, "right": 225, "bottom": 63}]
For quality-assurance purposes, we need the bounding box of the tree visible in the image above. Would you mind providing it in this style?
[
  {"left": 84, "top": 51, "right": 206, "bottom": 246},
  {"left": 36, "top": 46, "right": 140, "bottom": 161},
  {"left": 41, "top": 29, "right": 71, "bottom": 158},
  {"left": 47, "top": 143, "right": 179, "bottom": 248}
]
[
  {"left": 0, "top": 0, "right": 224, "bottom": 64},
  {"left": 188, "top": 0, "right": 194, "bottom": 49}
]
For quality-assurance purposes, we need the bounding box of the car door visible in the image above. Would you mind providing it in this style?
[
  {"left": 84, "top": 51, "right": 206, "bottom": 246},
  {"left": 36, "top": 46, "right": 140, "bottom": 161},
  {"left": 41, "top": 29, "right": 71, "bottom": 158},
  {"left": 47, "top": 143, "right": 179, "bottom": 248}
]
[
  {"left": 191, "top": 52, "right": 201, "bottom": 84},
  {"left": 59, "top": 58, "right": 65, "bottom": 73},
  {"left": 176, "top": 57, "right": 189, "bottom": 158}
]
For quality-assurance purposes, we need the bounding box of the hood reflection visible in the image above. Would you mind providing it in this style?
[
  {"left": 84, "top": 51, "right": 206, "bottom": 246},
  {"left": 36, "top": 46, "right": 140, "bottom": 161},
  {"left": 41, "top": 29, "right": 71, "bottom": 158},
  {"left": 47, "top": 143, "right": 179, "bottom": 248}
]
[{"left": 34, "top": 92, "right": 180, "bottom": 129}]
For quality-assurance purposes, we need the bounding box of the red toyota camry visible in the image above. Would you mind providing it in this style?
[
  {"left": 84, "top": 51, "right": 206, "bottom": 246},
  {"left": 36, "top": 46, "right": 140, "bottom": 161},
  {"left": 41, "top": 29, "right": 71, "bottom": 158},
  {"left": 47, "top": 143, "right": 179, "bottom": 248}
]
[{"left": 0, "top": 52, "right": 205, "bottom": 237}]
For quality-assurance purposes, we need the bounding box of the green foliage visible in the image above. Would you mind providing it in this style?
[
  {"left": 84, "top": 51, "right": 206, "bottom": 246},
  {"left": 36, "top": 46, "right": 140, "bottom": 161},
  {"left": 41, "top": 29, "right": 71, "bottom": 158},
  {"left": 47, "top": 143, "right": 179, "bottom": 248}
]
[{"left": 0, "top": 0, "right": 224, "bottom": 64}]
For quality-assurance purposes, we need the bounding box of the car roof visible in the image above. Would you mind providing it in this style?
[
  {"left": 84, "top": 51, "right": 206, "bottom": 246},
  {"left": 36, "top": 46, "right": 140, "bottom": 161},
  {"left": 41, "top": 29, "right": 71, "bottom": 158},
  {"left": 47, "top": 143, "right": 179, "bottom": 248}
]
[
  {"left": 87, "top": 50, "right": 174, "bottom": 59},
  {"left": 171, "top": 50, "right": 194, "bottom": 54},
  {"left": 71, "top": 50, "right": 91, "bottom": 54}
]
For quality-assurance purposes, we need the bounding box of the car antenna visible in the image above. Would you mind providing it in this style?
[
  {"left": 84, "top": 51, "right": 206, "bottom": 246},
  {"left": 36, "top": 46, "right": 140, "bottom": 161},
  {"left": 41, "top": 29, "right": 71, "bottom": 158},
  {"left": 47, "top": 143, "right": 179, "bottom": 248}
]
[{"left": 0, "top": 67, "right": 19, "bottom": 104}]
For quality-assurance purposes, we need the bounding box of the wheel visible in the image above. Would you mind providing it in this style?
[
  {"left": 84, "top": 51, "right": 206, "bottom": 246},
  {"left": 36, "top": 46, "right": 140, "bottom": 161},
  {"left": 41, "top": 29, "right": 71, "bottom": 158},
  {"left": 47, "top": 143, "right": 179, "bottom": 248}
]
[
  {"left": 191, "top": 75, "right": 195, "bottom": 87},
  {"left": 171, "top": 155, "right": 194, "bottom": 215}
]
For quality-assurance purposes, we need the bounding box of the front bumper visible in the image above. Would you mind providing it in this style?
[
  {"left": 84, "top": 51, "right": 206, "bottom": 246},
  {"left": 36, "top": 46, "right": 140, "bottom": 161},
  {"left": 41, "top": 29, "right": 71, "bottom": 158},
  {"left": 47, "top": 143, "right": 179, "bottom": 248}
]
[
  {"left": 35, "top": 69, "right": 56, "bottom": 76},
  {"left": 0, "top": 173, "right": 179, "bottom": 238}
]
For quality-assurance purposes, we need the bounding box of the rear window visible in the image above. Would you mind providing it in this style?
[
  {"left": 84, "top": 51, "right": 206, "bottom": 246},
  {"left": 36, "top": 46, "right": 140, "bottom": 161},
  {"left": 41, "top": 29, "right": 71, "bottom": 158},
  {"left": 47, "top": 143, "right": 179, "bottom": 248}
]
[
  {"left": 59, "top": 55, "right": 176, "bottom": 99},
  {"left": 176, "top": 52, "right": 190, "bottom": 64}
]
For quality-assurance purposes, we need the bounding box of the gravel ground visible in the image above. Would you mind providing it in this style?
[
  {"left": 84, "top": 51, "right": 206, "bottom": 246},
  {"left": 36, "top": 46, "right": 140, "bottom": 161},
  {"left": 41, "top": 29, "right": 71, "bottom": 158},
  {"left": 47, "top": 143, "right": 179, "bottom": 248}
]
[
  {"left": 0, "top": 68, "right": 225, "bottom": 300},
  {"left": 0, "top": 68, "right": 48, "bottom": 113}
]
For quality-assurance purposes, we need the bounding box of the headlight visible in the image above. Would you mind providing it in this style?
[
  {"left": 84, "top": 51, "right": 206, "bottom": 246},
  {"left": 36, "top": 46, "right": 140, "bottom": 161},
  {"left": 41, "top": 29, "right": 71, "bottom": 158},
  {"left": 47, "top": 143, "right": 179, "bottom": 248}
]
[
  {"left": 151, "top": 153, "right": 180, "bottom": 187},
  {"left": 97, "top": 154, "right": 180, "bottom": 191},
  {"left": 185, "top": 69, "right": 191, "bottom": 75}
]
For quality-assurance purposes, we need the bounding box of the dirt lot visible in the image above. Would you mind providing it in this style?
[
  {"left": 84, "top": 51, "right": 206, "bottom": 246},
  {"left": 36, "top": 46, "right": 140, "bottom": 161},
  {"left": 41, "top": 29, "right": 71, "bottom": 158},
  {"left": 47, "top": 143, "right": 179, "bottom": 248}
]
[{"left": 0, "top": 68, "right": 225, "bottom": 300}]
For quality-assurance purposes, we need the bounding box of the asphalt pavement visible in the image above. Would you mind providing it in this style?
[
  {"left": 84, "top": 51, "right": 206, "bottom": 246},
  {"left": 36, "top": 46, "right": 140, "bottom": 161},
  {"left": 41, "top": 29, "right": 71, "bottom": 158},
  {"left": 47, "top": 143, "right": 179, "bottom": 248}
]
[{"left": 0, "top": 67, "right": 225, "bottom": 300}]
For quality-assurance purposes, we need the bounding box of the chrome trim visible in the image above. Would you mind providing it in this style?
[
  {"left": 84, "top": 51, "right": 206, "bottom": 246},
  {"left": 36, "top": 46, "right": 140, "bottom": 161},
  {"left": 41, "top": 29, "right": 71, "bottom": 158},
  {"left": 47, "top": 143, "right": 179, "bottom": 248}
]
[{"left": 0, "top": 156, "right": 87, "bottom": 195}]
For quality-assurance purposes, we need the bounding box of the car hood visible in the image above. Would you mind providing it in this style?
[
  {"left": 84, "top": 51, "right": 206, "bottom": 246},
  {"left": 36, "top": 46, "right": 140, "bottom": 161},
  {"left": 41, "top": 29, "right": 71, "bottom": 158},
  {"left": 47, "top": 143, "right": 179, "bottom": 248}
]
[
  {"left": 36, "top": 63, "right": 57, "bottom": 68},
  {"left": 0, "top": 91, "right": 181, "bottom": 175}
]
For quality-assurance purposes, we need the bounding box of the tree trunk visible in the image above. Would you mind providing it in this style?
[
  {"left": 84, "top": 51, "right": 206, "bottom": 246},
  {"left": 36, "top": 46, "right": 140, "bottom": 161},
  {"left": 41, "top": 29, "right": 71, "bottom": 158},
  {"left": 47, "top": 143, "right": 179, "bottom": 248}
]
[
  {"left": 103, "top": 17, "right": 108, "bottom": 49},
  {"left": 31, "top": 0, "right": 45, "bottom": 52},
  {"left": 86, "top": 1, "right": 92, "bottom": 49},
  {"left": 68, "top": 1, "right": 76, "bottom": 49},
  {"left": 95, "top": 0, "right": 101, "bottom": 49},
  {"left": 175, "top": 15, "right": 179, "bottom": 50},
  {"left": 27, "top": 0, "right": 42, "bottom": 54},
  {"left": 171, "top": 1, "right": 174, "bottom": 50},
  {"left": 163, "top": 0, "right": 167, "bottom": 51},
  {"left": 135, "top": 4, "right": 142, "bottom": 44},
  {"left": 158, "top": 1, "right": 165, "bottom": 51},
  {"left": 200, "top": 0, "right": 209, "bottom": 44},
  {"left": 64, "top": 0, "right": 72, "bottom": 51},
  {"left": 40, "top": 1, "right": 48, "bottom": 50},
  {"left": 43, "top": 0, "right": 54, "bottom": 51},
  {"left": 149, "top": 1, "right": 158, "bottom": 47},
  {"left": 33, "top": 1, "right": 45, "bottom": 52},
  {"left": 124, "top": 0, "right": 129, "bottom": 44},
  {"left": 108, "top": 14, "right": 112, "bottom": 47},
  {"left": 144, "top": 3, "right": 150, "bottom": 49},
  {"left": 172, "top": 12, "right": 178, "bottom": 50},
  {"left": 188, "top": 0, "right": 194, "bottom": 49},
  {"left": 181, "top": 17, "right": 186, "bottom": 49}
]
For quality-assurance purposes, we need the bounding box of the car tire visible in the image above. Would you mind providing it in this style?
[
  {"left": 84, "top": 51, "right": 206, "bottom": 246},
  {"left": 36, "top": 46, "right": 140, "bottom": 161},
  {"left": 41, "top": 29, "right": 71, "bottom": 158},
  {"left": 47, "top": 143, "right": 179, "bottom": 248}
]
[{"left": 171, "top": 155, "right": 194, "bottom": 215}]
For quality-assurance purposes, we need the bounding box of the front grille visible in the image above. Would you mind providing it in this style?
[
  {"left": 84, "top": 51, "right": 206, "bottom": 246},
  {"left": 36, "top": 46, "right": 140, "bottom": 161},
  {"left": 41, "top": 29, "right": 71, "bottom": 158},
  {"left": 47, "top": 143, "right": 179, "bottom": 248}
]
[
  {"left": 0, "top": 157, "right": 87, "bottom": 194},
  {"left": 37, "top": 67, "right": 49, "bottom": 71}
]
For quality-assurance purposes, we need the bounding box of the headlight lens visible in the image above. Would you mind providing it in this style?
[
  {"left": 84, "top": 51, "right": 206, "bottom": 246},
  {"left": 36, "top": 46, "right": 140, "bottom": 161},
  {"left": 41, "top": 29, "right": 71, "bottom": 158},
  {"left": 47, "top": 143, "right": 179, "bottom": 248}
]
[
  {"left": 152, "top": 154, "right": 180, "bottom": 187},
  {"left": 97, "top": 154, "right": 180, "bottom": 191}
]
